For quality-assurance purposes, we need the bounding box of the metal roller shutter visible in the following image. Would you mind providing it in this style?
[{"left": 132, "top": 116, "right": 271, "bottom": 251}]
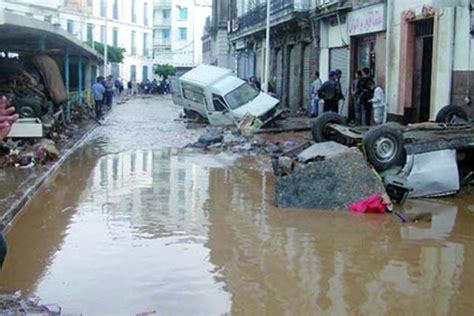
[
  {"left": 330, "top": 47, "right": 349, "bottom": 115},
  {"left": 289, "top": 46, "right": 298, "bottom": 112},
  {"left": 303, "top": 45, "right": 312, "bottom": 111}
]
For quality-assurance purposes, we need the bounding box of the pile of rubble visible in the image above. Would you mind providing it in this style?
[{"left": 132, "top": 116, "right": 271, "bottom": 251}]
[{"left": 0, "top": 293, "right": 61, "bottom": 315}]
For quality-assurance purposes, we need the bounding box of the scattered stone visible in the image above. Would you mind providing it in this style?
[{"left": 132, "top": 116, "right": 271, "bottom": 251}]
[{"left": 275, "top": 148, "right": 386, "bottom": 210}]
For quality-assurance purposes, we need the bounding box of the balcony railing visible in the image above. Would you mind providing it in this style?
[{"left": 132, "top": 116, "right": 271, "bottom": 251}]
[{"left": 232, "top": 0, "right": 310, "bottom": 34}]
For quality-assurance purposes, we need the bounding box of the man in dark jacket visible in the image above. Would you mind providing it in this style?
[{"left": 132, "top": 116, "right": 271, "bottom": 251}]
[
  {"left": 356, "top": 67, "right": 375, "bottom": 125},
  {"left": 318, "top": 71, "right": 340, "bottom": 113}
]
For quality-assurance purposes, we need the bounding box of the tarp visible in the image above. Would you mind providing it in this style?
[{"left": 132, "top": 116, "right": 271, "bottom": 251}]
[{"left": 33, "top": 55, "right": 67, "bottom": 105}]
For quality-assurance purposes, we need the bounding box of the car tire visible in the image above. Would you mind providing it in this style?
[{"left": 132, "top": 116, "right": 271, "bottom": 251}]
[
  {"left": 435, "top": 105, "right": 468, "bottom": 123},
  {"left": 16, "top": 97, "right": 43, "bottom": 118},
  {"left": 311, "top": 112, "right": 346, "bottom": 143},
  {"left": 363, "top": 124, "right": 406, "bottom": 172}
]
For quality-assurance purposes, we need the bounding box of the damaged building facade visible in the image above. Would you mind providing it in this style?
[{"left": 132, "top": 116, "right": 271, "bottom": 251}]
[
  {"left": 204, "top": 0, "right": 474, "bottom": 122},
  {"left": 227, "top": 0, "right": 318, "bottom": 113}
]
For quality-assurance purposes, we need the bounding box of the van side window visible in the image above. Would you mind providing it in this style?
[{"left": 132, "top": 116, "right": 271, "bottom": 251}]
[
  {"left": 212, "top": 94, "right": 227, "bottom": 112},
  {"left": 182, "top": 83, "right": 207, "bottom": 105}
]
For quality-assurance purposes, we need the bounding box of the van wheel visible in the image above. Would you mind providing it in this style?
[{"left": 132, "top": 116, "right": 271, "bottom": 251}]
[
  {"left": 311, "top": 112, "right": 346, "bottom": 143},
  {"left": 363, "top": 124, "right": 406, "bottom": 172},
  {"left": 435, "top": 105, "right": 468, "bottom": 123}
]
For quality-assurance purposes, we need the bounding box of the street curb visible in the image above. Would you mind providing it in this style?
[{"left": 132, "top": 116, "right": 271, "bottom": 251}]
[{"left": 0, "top": 119, "right": 100, "bottom": 233}]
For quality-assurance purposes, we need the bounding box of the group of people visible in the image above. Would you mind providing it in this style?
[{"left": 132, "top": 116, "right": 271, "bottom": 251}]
[
  {"left": 92, "top": 75, "right": 115, "bottom": 120},
  {"left": 126, "top": 78, "right": 171, "bottom": 96},
  {"left": 310, "top": 67, "right": 386, "bottom": 125}
]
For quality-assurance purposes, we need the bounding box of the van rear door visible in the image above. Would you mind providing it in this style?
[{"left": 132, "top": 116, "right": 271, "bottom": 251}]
[{"left": 170, "top": 77, "right": 185, "bottom": 106}]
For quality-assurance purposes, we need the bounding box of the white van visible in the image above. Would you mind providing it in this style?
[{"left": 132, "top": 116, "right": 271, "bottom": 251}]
[{"left": 170, "top": 65, "right": 282, "bottom": 126}]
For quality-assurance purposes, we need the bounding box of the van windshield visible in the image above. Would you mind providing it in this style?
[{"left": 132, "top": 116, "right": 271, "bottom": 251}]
[{"left": 225, "top": 83, "right": 260, "bottom": 110}]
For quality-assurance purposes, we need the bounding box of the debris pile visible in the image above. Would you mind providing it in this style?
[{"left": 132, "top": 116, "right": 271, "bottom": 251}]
[
  {"left": 0, "top": 293, "right": 61, "bottom": 315},
  {"left": 275, "top": 145, "right": 386, "bottom": 210}
]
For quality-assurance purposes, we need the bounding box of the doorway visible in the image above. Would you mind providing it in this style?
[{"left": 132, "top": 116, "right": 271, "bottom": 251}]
[{"left": 412, "top": 19, "right": 434, "bottom": 123}]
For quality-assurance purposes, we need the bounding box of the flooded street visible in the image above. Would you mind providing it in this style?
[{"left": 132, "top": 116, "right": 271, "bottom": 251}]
[{"left": 1, "top": 97, "right": 474, "bottom": 315}]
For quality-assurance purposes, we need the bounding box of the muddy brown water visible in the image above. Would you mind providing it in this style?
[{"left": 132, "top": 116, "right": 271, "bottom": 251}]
[{"left": 1, "top": 97, "right": 474, "bottom": 315}]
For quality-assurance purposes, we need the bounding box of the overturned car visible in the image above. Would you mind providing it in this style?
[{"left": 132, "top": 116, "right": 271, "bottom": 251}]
[
  {"left": 306, "top": 106, "right": 474, "bottom": 200},
  {"left": 170, "top": 65, "right": 282, "bottom": 126}
]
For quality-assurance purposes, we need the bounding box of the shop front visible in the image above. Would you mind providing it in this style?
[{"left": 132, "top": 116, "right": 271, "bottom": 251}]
[{"left": 347, "top": 3, "right": 386, "bottom": 120}]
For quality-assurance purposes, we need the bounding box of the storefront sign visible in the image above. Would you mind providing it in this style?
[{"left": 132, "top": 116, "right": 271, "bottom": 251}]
[{"left": 347, "top": 3, "right": 386, "bottom": 36}]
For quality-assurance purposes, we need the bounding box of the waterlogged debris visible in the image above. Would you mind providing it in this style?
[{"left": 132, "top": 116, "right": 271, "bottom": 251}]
[
  {"left": 276, "top": 148, "right": 386, "bottom": 210},
  {"left": 0, "top": 293, "right": 61, "bottom": 315}
]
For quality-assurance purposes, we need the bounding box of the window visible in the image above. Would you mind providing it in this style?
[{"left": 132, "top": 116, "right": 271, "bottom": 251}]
[
  {"left": 100, "top": 0, "right": 106, "bottom": 17},
  {"left": 142, "top": 66, "right": 148, "bottom": 81},
  {"left": 131, "top": 31, "right": 136, "bottom": 56},
  {"left": 162, "top": 9, "right": 171, "bottom": 19},
  {"left": 144, "top": 3, "right": 149, "bottom": 26},
  {"left": 162, "top": 29, "right": 170, "bottom": 44},
  {"left": 212, "top": 95, "right": 228, "bottom": 112},
  {"left": 131, "top": 0, "right": 137, "bottom": 23},
  {"left": 131, "top": 65, "right": 137, "bottom": 82},
  {"left": 225, "top": 83, "right": 259, "bottom": 110},
  {"left": 67, "top": 20, "right": 74, "bottom": 34},
  {"left": 87, "top": 23, "right": 94, "bottom": 45},
  {"left": 113, "top": 28, "right": 118, "bottom": 47},
  {"left": 178, "top": 27, "right": 187, "bottom": 41},
  {"left": 113, "top": 0, "right": 118, "bottom": 19},
  {"left": 143, "top": 33, "right": 148, "bottom": 56},
  {"left": 44, "top": 15, "right": 52, "bottom": 23},
  {"left": 179, "top": 7, "right": 188, "bottom": 20},
  {"left": 100, "top": 25, "right": 106, "bottom": 44}
]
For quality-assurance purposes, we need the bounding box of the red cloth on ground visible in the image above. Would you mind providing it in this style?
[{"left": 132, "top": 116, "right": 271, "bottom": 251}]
[{"left": 349, "top": 194, "right": 387, "bottom": 214}]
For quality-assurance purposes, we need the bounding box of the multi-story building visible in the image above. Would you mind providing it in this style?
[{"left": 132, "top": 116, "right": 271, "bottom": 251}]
[
  {"left": 0, "top": 0, "right": 155, "bottom": 83},
  {"left": 153, "top": 0, "right": 211, "bottom": 73},
  {"left": 201, "top": 0, "right": 234, "bottom": 69}
]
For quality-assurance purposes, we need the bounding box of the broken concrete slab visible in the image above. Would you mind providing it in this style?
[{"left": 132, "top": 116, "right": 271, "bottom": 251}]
[
  {"left": 275, "top": 148, "right": 386, "bottom": 210},
  {"left": 297, "top": 141, "right": 352, "bottom": 163}
]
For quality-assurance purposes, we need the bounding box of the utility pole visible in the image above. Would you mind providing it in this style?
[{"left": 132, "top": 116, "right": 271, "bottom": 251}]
[
  {"left": 104, "top": 0, "right": 108, "bottom": 76},
  {"left": 263, "top": 0, "right": 271, "bottom": 93}
]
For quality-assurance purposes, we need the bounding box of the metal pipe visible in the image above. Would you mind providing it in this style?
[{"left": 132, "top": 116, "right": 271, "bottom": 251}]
[
  {"left": 263, "top": 0, "right": 271, "bottom": 93},
  {"left": 104, "top": 0, "right": 108, "bottom": 76}
]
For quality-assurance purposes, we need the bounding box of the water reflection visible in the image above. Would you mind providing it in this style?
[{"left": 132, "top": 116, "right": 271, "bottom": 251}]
[{"left": 0, "top": 147, "right": 473, "bottom": 315}]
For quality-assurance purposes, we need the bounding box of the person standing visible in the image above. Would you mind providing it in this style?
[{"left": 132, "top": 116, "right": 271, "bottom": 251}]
[
  {"left": 104, "top": 75, "right": 115, "bottom": 108},
  {"left": 369, "top": 81, "right": 386, "bottom": 125},
  {"left": 310, "top": 71, "right": 322, "bottom": 117},
  {"left": 357, "top": 67, "right": 375, "bottom": 125},
  {"left": 92, "top": 76, "right": 106, "bottom": 120},
  {"left": 334, "top": 69, "right": 345, "bottom": 114},
  {"left": 318, "top": 71, "right": 339, "bottom": 113}
]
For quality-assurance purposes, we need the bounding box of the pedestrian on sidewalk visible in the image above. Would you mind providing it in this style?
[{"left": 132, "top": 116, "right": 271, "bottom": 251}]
[
  {"left": 92, "top": 76, "right": 106, "bottom": 120},
  {"left": 369, "top": 81, "right": 386, "bottom": 125},
  {"left": 318, "top": 71, "right": 340, "bottom": 113},
  {"left": 309, "top": 71, "right": 322, "bottom": 118},
  {"left": 104, "top": 75, "right": 115, "bottom": 108},
  {"left": 0, "top": 96, "right": 19, "bottom": 270}
]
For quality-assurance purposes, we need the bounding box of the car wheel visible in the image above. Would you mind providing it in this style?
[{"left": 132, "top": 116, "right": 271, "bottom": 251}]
[
  {"left": 311, "top": 112, "right": 346, "bottom": 143},
  {"left": 363, "top": 124, "right": 406, "bottom": 172},
  {"left": 16, "top": 97, "right": 43, "bottom": 118},
  {"left": 435, "top": 105, "right": 468, "bottom": 123}
]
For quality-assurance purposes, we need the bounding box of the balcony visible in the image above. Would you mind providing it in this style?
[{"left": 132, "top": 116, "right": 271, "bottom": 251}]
[
  {"left": 154, "top": 0, "right": 172, "bottom": 9},
  {"left": 153, "top": 38, "right": 171, "bottom": 48},
  {"left": 154, "top": 18, "right": 172, "bottom": 27},
  {"left": 229, "top": 0, "right": 311, "bottom": 39}
]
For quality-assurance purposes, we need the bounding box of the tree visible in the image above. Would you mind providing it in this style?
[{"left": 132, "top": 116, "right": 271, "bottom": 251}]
[
  {"left": 93, "top": 42, "right": 126, "bottom": 64},
  {"left": 154, "top": 64, "right": 177, "bottom": 79}
]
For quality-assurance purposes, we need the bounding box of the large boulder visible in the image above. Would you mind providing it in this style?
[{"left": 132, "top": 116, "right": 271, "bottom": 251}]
[{"left": 275, "top": 147, "right": 386, "bottom": 210}]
